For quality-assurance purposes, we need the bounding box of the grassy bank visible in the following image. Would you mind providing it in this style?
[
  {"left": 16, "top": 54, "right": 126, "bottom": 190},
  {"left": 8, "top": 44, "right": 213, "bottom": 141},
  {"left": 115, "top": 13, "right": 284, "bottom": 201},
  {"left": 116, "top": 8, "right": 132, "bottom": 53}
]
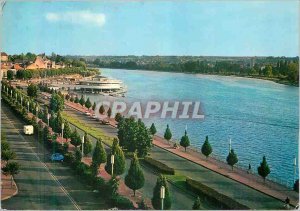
[{"left": 61, "top": 112, "right": 115, "bottom": 147}]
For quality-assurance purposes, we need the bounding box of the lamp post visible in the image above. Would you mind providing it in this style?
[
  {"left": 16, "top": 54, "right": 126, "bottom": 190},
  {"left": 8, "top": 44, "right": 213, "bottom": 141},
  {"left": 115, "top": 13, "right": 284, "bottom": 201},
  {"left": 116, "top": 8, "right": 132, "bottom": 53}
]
[
  {"left": 81, "top": 136, "right": 85, "bottom": 157},
  {"left": 10, "top": 89, "right": 12, "bottom": 98},
  {"left": 294, "top": 157, "right": 297, "bottom": 184},
  {"left": 6, "top": 87, "right": 8, "bottom": 94},
  {"left": 15, "top": 92, "right": 17, "bottom": 100},
  {"left": 36, "top": 106, "right": 39, "bottom": 116},
  {"left": 229, "top": 138, "right": 232, "bottom": 152},
  {"left": 160, "top": 186, "right": 165, "bottom": 210},
  {"left": 47, "top": 113, "right": 50, "bottom": 126},
  {"left": 20, "top": 96, "right": 23, "bottom": 106},
  {"left": 111, "top": 154, "right": 115, "bottom": 177},
  {"left": 27, "top": 101, "right": 30, "bottom": 113},
  {"left": 61, "top": 123, "right": 64, "bottom": 145}
]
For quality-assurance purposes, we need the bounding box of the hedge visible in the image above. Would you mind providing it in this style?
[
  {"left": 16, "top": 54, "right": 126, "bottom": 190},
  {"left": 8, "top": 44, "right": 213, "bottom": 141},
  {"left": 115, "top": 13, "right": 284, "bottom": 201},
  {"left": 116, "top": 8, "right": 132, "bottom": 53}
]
[
  {"left": 111, "top": 195, "right": 135, "bottom": 210},
  {"left": 186, "top": 178, "right": 249, "bottom": 210},
  {"left": 143, "top": 156, "right": 175, "bottom": 175}
]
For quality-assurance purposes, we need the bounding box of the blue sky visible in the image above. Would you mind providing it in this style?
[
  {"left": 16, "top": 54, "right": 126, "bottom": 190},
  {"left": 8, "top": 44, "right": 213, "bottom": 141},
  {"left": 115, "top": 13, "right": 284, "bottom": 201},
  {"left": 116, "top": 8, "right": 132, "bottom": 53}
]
[{"left": 1, "top": 1, "right": 299, "bottom": 56}]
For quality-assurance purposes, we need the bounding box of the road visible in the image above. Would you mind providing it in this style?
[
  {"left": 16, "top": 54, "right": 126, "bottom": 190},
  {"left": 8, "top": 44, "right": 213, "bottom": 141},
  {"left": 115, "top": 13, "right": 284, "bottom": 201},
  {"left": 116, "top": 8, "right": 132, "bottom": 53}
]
[
  {"left": 63, "top": 105, "right": 285, "bottom": 209},
  {"left": 1, "top": 103, "right": 109, "bottom": 210},
  {"left": 64, "top": 107, "right": 214, "bottom": 210}
]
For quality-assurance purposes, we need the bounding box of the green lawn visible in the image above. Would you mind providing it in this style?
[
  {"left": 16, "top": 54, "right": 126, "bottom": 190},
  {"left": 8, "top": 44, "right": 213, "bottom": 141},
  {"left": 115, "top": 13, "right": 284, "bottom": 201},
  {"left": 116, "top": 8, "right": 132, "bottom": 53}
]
[{"left": 62, "top": 112, "right": 115, "bottom": 147}]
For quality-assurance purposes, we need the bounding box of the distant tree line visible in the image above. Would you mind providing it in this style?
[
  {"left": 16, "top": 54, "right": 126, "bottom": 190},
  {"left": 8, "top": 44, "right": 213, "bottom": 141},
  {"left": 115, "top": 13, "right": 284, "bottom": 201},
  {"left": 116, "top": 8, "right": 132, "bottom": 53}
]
[
  {"left": 92, "top": 57, "right": 299, "bottom": 85},
  {"left": 14, "top": 67, "right": 97, "bottom": 80}
]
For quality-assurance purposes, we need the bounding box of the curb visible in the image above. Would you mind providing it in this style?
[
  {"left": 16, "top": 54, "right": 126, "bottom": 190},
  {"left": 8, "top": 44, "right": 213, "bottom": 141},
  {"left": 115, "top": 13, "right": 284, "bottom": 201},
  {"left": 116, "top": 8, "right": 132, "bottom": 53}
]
[
  {"left": 1, "top": 177, "right": 19, "bottom": 201},
  {"left": 153, "top": 142, "right": 296, "bottom": 207}
]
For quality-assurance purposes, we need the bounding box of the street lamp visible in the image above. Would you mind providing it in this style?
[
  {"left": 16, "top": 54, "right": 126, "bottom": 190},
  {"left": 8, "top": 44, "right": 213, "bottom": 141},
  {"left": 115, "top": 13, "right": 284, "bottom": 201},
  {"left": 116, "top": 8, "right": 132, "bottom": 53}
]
[
  {"left": 160, "top": 186, "right": 165, "bottom": 210},
  {"left": 27, "top": 101, "right": 30, "bottom": 113},
  {"left": 20, "top": 96, "right": 23, "bottom": 106},
  {"left": 294, "top": 157, "right": 297, "bottom": 184},
  {"left": 61, "top": 123, "right": 64, "bottom": 145},
  {"left": 15, "top": 92, "right": 17, "bottom": 100},
  {"left": 47, "top": 113, "right": 50, "bottom": 126},
  {"left": 35, "top": 106, "right": 39, "bottom": 117},
  {"left": 81, "top": 136, "right": 85, "bottom": 157},
  {"left": 10, "top": 89, "right": 12, "bottom": 98},
  {"left": 111, "top": 154, "right": 115, "bottom": 177}
]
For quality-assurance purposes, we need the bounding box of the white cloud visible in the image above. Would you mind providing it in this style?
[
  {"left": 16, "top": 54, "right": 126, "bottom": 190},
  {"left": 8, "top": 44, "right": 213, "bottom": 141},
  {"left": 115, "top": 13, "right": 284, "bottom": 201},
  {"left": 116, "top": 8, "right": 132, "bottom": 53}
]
[{"left": 45, "top": 11, "right": 106, "bottom": 27}]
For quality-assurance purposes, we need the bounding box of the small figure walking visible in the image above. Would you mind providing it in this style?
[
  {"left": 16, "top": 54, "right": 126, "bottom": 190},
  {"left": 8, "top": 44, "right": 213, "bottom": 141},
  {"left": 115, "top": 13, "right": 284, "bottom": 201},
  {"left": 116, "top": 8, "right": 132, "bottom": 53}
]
[
  {"left": 284, "top": 197, "right": 290, "bottom": 209},
  {"left": 247, "top": 164, "right": 251, "bottom": 174}
]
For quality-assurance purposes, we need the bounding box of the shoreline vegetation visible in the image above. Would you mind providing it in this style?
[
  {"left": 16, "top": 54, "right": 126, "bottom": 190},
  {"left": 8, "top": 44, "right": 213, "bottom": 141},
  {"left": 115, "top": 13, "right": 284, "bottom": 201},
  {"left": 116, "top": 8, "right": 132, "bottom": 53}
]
[{"left": 86, "top": 55, "right": 299, "bottom": 86}]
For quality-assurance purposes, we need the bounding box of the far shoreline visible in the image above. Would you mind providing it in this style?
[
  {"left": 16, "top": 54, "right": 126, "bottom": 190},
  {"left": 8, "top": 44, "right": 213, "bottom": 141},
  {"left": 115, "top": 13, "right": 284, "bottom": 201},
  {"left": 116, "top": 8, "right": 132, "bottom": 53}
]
[{"left": 95, "top": 66, "right": 299, "bottom": 87}]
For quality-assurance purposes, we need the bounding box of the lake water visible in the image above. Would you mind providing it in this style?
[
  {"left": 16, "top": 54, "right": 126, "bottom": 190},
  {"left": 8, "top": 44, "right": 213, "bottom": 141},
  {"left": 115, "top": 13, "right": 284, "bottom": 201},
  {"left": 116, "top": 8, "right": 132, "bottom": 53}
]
[{"left": 84, "top": 68, "right": 299, "bottom": 187}]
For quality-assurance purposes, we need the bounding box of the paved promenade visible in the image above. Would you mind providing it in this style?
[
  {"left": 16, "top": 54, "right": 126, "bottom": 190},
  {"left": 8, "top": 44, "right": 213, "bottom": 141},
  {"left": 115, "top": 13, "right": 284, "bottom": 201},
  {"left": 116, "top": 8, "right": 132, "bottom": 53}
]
[
  {"left": 1, "top": 162, "right": 18, "bottom": 201},
  {"left": 40, "top": 92, "right": 299, "bottom": 209}
]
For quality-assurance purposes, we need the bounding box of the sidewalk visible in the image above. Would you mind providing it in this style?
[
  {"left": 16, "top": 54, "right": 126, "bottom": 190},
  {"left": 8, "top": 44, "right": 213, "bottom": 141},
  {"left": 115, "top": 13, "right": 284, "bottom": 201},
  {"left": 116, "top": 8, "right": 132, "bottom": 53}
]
[
  {"left": 41, "top": 93, "right": 299, "bottom": 207},
  {"left": 1, "top": 162, "right": 18, "bottom": 201},
  {"left": 81, "top": 157, "right": 153, "bottom": 209},
  {"left": 152, "top": 136, "right": 299, "bottom": 207}
]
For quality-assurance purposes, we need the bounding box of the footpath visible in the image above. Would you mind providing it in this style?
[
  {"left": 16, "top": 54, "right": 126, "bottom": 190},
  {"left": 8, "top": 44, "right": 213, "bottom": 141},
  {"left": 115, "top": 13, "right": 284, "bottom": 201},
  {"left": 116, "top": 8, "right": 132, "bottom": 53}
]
[
  {"left": 41, "top": 92, "right": 299, "bottom": 207},
  {"left": 1, "top": 162, "right": 18, "bottom": 201}
]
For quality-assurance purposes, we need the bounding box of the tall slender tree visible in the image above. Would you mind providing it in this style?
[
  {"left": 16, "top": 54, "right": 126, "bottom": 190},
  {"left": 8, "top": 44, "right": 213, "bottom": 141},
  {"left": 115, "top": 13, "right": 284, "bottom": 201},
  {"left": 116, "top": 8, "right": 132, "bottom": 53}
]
[
  {"left": 201, "top": 136, "right": 212, "bottom": 159},
  {"left": 92, "top": 102, "right": 96, "bottom": 111},
  {"left": 152, "top": 174, "right": 171, "bottom": 210},
  {"left": 226, "top": 149, "right": 238, "bottom": 170},
  {"left": 125, "top": 153, "right": 145, "bottom": 196},
  {"left": 150, "top": 123, "right": 157, "bottom": 136},
  {"left": 79, "top": 95, "right": 85, "bottom": 107},
  {"left": 192, "top": 196, "right": 201, "bottom": 210},
  {"left": 92, "top": 139, "right": 107, "bottom": 173},
  {"left": 70, "top": 129, "right": 81, "bottom": 148},
  {"left": 164, "top": 124, "right": 172, "bottom": 144},
  {"left": 85, "top": 97, "right": 92, "bottom": 110},
  {"left": 180, "top": 130, "right": 190, "bottom": 152},
  {"left": 257, "top": 156, "right": 271, "bottom": 182},
  {"left": 99, "top": 104, "right": 105, "bottom": 114},
  {"left": 105, "top": 139, "right": 126, "bottom": 176}
]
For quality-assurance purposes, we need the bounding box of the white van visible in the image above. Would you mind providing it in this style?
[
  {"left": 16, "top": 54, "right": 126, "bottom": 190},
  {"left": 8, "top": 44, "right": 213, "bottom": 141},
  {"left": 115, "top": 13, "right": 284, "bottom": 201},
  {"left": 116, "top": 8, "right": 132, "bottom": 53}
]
[{"left": 23, "top": 125, "right": 34, "bottom": 135}]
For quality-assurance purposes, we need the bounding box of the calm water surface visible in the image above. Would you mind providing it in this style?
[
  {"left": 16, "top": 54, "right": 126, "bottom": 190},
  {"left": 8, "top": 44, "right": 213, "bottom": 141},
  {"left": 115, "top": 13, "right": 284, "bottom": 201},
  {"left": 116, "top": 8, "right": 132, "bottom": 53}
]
[{"left": 84, "top": 68, "right": 299, "bottom": 186}]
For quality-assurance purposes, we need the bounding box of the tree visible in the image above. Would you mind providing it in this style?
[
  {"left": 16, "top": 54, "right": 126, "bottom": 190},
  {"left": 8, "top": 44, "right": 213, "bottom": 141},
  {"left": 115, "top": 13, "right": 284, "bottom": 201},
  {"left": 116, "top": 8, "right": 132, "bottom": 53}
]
[
  {"left": 115, "top": 112, "right": 123, "bottom": 122},
  {"left": 2, "top": 161, "right": 20, "bottom": 187},
  {"left": 99, "top": 104, "right": 105, "bottom": 114},
  {"left": 83, "top": 133, "right": 92, "bottom": 156},
  {"left": 43, "top": 126, "right": 50, "bottom": 143},
  {"left": 105, "top": 139, "right": 126, "bottom": 176},
  {"left": 293, "top": 179, "right": 299, "bottom": 193},
  {"left": 180, "top": 130, "right": 190, "bottom": 152},
  {"left": 27, "top": 83, "right": 38, "bottom": 97},
  {"left": 50, "top": 93, "right": 64, "bottom": 112},
  {"left": 92, "top": 139, "right": 107, "bottom": 168},
  {"left": 201, "top": 136, "right": 212, "bottom": 158},
  {"left": 63, "top": 121, "right": 72, "bottom": 141},
  {"left": 1, "top": 150, "right": 16, "bottom": 164},
  {"left": 150, "top": 123, "right": 157, "bottom": 135},
  {"left": 55, "top": 111, "right": 63, "bottom": 133},
  {"left": 107, "top": 107, "right": 112, "bottom": 118},
  {"left": 79, "top": 95, "right": 85, "bottom": 107},
  {"left": 85, "top": 97, "right": 92, "bottom": 109},
  {"left": 7, "top": 70, "right": 14, "bottom": 80},
  {"left": 125, "top": 153, "right": 145, "bottom": 196},
  {"left": 226, "top": 149, "right": 238, "bottom": 170},
  {"left": 164, "top": 124, "right": 172, "bottom": 143},
  {"left": 152, "top": 174, "right": 171, "bottom": 210},
  {"left": 74, "top": 96, "right": 79, "bottom": 103},
  {"left": 70, "top": 96, "right": 74, "bottom": 102},
  {"left": 74, "top": 149, "right": 82, "bottom": 163},
  {"left": 117, "top": 117, "right": 152, "bottom": 158},
  {"left": 192, "top": 196, "right": 201, "bottom": 210},
  {"left": 257, "top": 156, "right": 271, "bottom": 182},
  {"left": 92, "top": 102, "right": 96, "bottom": 111},
  {"left": 70, "top": 129, "right": 81, "bottom": 148}
]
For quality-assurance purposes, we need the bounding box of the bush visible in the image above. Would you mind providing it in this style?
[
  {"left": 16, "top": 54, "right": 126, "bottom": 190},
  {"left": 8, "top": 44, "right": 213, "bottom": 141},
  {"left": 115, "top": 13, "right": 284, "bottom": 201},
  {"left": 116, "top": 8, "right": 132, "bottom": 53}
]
[
  {"left": 64, "top": 152, "right": 75, "bottom": 165},
  {"left": 143, "top": 157, "right": 175, "bottom": 175},
  {"left": 186, "top": 178, "right": 248, "bottom": 209},
  {"left": 111, "top": 195, "right": 135, "bottom": 210}
]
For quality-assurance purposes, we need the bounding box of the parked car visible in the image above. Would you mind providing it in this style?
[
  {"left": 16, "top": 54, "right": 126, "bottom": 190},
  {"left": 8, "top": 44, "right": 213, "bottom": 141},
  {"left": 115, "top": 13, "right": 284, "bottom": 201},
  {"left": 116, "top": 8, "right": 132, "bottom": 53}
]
[
  {"left": 50, "top": 153, "right": 64, "bottom": 162},
  {"left": 92, "top": 114, "right": 97, "bottom": 119},
  {"left": 85, "top": 112, "right": 91, "bottom": 116},
  {"left": 101, "top": 119, "right": 109, "bottom": 125}
]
